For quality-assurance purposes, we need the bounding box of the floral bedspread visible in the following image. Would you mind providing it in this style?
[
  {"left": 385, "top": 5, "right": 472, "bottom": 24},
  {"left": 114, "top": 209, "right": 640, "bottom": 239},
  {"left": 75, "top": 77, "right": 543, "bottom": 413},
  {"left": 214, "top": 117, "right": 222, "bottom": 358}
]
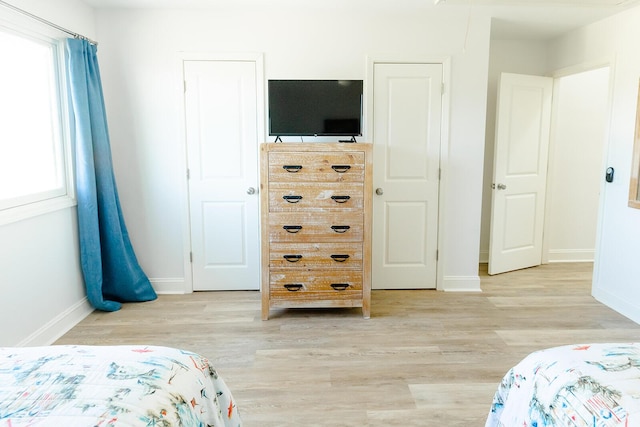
[
  {"left": 486, "top": 343, "right": 640, "bottom": 427},
  {"left": 0, "top": 345, "right": 242, "bottom": 426}
]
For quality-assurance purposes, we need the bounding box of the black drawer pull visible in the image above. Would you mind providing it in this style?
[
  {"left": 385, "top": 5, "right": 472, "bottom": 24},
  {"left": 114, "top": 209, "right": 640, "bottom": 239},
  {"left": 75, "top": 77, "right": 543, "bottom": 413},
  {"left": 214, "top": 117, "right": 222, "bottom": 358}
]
[
  {"left": 331, "top": 225, "right": 351, "bottom": 233},
  {"left": 330, "top": 254, "right": 350, "bottom": 262},
  {"left": 331, "top": 195, "right": 351, "bottom": 203},
  {"left": 284, "top": 284, "right": 303, "bottom": 292},
  {"left": 331, "top": 165, "right": 351, "bottom": 173},
  {"left": 283, "top": 165, "right": 302, "bottom": 173},
  {"left": 283, "top": 254, "right": 303, "bottom": 262},
  {"left": 283, "top": 225, "right": 302, "bottom": 233},
  {"left": 330, "top": 283, "right": 350, "bottom": 291},
  {"left": 283, "top": 195, "right": 302, "bottom": 203}
]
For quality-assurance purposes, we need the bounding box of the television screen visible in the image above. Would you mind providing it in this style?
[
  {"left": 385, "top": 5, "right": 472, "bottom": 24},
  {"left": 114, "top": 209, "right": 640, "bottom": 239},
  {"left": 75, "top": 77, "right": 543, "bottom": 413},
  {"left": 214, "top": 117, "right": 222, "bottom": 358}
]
[{"left": 268, "top": 80, "right": 363, "bottom": 136}]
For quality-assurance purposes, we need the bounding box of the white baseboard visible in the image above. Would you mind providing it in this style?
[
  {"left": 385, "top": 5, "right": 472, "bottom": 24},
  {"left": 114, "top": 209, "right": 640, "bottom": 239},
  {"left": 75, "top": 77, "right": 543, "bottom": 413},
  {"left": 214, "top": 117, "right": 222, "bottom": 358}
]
[
  {"left": 479, "top": 250, "right": 489, "bottom": 264},
  {"left": 151, "top": 277, "right": 190, "bottom": 294},
  {"left": 17, "top": 278, "right": 189, "bottom": 347},
  {"left": 442, "top": 275, "right": 482, "bottom": 292},
  {"left": 19, "top": 297, "right": 93, "bottom": 347},
  {"left": 593, "top": 285, "right": 640, "bottom": 326},
  {"left": 547, "top": 249, "right": 594, "bottom": 263}
]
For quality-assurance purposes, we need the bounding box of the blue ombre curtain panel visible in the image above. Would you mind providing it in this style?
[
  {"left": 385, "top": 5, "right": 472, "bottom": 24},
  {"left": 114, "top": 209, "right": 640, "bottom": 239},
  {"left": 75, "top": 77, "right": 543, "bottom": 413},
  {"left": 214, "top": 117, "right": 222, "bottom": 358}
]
[{"left": 65, "top": 38, "right": 157, "bottom": 311}]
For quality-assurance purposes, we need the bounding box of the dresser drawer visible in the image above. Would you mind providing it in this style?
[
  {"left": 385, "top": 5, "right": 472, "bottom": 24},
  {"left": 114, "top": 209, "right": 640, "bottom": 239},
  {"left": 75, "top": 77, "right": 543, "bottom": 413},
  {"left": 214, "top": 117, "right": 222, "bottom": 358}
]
[
  {"left": 269, "top": 270, "right": 363, "bottom": 301},
  {"left": 268, "top": 212, "right": 364, "bottom": 243},
  {"left": 269, "top": 151, "right": 365, "bottom": 183},
  {"left": 269, "top": 182, "right": 363, "bottom": 212},
  {"left": 269, "top": 242, "right": 362, "bottom": 269}
]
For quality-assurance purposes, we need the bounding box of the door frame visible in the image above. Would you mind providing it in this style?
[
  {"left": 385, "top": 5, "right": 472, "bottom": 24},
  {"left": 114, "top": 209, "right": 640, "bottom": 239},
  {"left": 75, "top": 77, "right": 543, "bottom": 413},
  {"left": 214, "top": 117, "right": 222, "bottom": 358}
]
[
  {"left": 177, "top": 52, "right": 265, "bottom": 293},
  {"left": 366, "top": 55, "right": 451, "bottom": 291}
]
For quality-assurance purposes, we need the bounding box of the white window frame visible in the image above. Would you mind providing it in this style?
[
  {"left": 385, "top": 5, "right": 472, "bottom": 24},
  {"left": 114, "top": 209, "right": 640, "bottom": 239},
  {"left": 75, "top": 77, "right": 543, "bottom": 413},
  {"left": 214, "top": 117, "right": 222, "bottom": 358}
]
[{"left": 0, "top": 20, "right": 76, "bottom": 226}]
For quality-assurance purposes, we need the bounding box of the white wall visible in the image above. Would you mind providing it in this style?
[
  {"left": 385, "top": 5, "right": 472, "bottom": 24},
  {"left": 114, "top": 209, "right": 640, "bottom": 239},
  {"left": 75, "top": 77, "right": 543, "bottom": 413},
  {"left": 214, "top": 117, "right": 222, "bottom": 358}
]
[
  {"left": 549, "top": 8, "right": 640, "bottom": 324},
  {"left": 0, "top": 0, "right": 96, "bottom": 346},
  {"left": 94, "top": 5, "right": 492, "bottom": 292}
]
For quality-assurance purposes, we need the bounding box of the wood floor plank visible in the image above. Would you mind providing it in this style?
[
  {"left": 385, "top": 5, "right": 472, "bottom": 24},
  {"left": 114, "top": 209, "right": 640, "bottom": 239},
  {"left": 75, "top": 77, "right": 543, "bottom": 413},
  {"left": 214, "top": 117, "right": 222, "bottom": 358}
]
[{"left": 55, "top": 262, "right": 640, "bottom": 426}]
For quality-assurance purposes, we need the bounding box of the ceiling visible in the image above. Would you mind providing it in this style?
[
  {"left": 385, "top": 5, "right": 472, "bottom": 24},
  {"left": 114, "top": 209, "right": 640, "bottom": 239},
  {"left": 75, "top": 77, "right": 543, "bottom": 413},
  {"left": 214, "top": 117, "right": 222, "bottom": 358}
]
[
  {"left": 458, "top": 0, "right": 640, "bottom": 39},
  {"left": 80, "top": 0, "right": 640, "bottom": 40}
]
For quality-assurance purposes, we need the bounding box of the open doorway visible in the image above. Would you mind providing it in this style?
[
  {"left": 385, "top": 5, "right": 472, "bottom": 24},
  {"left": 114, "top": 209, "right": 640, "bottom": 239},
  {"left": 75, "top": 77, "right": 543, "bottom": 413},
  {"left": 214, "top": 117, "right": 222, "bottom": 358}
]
[
  {"left": 543, "top": 66, "right": 610, "bottom": 264},
  {"left": 482, "top": 65, "right": 610, "bottom": 275}
]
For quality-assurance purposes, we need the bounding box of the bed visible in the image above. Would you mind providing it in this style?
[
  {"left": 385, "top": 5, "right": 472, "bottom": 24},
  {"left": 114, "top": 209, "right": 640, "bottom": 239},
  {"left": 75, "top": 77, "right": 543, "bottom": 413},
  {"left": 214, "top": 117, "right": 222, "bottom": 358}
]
[
  {"left": 486, "top": 343, "right": 640, "bottom": 427},
  {"left": 0, "top": 345, "right": 242, "bottom": 426}
]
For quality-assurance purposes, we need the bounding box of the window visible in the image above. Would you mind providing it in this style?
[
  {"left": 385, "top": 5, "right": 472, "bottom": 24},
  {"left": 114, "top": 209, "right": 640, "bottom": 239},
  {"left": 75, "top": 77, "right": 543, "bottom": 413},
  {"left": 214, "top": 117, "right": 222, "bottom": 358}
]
[{"left": 0, "top": 26, "right": 73, "bottom": 222}]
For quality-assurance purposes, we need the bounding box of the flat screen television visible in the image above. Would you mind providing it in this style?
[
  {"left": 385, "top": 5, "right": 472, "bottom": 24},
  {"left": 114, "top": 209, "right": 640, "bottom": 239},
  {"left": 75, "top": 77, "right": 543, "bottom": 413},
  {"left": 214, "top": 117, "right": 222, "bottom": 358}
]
[{"left": 268, "top": 79, "right": 363, "bottom": 137}]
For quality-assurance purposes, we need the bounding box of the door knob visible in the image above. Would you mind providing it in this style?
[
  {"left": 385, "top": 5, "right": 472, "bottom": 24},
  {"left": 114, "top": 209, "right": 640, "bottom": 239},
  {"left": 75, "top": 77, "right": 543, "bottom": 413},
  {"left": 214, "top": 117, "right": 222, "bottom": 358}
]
[
  {"left": 375, "top": 188, "right": 384, "bottom": 196},
  {"left": 496, "top": 183, "right": 507, "bottom": 190},
  {"left": 247, "top": 187, "right": 256, "bottom": 195}
]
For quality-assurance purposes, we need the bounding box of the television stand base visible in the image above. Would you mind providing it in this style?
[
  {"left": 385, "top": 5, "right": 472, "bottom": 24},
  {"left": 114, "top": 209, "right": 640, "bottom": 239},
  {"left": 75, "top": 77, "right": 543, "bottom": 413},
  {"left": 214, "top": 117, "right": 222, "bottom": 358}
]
[{"left": 339, "top": 136, "right": 357, "bottom": 143}]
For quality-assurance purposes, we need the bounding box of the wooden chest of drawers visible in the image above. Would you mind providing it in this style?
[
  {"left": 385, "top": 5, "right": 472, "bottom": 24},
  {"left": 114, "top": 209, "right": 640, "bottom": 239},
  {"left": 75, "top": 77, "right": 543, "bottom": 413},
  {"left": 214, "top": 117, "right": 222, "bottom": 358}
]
[{"left": 260, "top": 143, "right": 373, "bottom": 320}]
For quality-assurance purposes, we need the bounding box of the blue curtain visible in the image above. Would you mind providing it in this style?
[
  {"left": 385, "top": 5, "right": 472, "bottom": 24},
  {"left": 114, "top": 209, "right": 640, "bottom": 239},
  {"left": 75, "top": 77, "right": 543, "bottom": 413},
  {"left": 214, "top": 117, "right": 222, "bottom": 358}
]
[{"left": 65, "top": 38, "right": 157, "bottom": 312}]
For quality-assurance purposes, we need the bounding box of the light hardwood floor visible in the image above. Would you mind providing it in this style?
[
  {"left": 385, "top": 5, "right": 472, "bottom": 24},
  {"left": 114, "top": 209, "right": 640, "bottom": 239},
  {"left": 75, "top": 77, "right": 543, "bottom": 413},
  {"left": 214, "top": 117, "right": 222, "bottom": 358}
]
[{"left": 56, "top": 263, "right": 640, "bottom": 426}]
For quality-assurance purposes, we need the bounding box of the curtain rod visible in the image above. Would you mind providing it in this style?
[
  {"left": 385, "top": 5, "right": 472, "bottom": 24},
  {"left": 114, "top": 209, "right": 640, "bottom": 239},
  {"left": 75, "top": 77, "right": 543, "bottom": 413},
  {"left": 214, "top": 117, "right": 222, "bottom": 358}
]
[{"left": 0, "top": 0, "right": 98, "bottom": 45}]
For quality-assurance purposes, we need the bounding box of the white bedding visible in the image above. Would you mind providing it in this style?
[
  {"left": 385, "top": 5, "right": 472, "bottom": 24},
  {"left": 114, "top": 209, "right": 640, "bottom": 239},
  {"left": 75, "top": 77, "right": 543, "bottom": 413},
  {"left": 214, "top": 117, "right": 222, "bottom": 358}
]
[
  {"left": 486, "top": 343, "right": 640, "bottom": 427},
  {"left": 0, "top": 345, "right": 242, "bottom": 426}
]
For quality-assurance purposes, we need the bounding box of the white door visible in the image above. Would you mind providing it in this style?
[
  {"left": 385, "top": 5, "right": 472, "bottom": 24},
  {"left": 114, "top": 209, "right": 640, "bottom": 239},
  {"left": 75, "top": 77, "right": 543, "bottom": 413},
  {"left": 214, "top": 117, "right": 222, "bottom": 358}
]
[
  {"left": 184, "top": 60, "right": 260, "bottom": 290},
  {"left": 488, "top": 73, "right": 553, "bottom": 275},
  {"left": 372, "top": 63, "right": 442, "bottom": 289}
]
